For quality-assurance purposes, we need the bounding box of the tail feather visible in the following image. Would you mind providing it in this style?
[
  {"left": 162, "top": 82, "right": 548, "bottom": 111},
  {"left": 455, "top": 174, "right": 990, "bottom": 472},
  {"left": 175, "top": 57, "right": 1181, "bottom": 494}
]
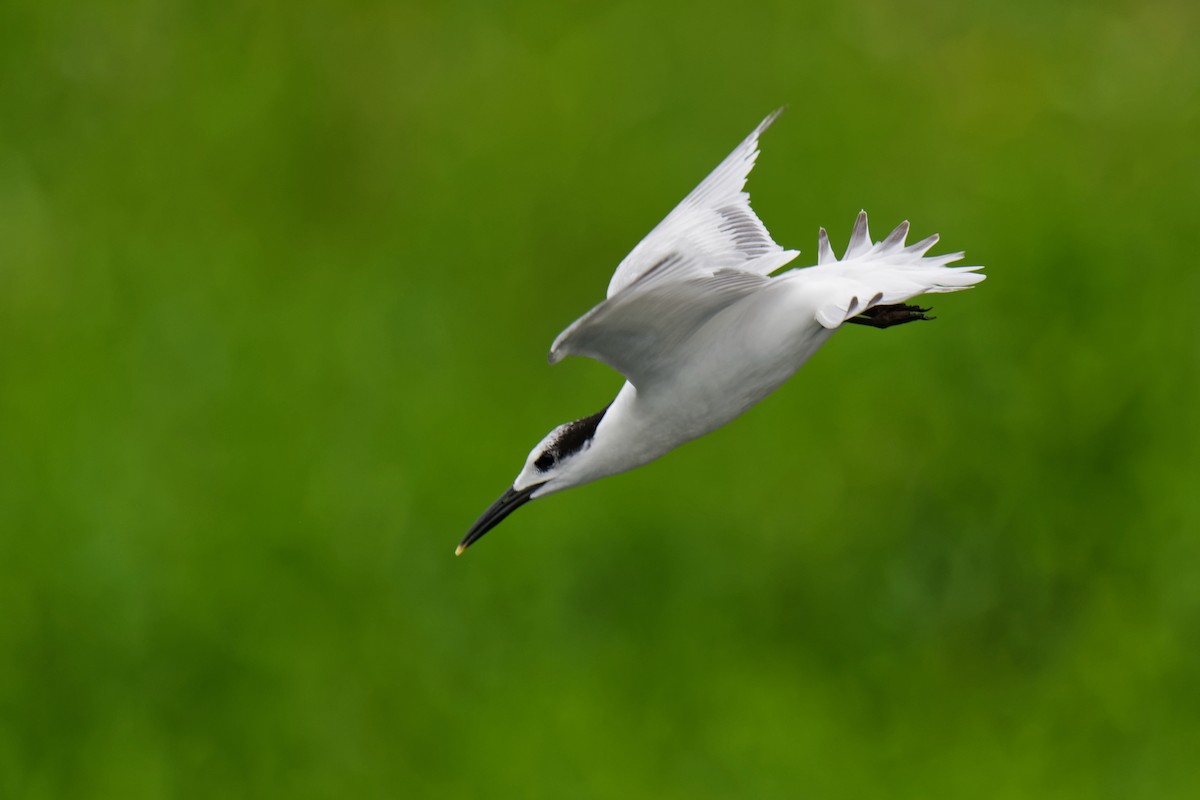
[{"left": 812, "top": 211, "right": 985, "bottom": 329}]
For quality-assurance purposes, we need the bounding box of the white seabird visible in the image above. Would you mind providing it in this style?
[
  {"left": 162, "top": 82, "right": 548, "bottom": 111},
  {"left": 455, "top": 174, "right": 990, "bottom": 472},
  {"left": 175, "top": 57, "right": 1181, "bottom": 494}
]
[{"left": 458, "top": 110, "right": 985, "bottom": 555}]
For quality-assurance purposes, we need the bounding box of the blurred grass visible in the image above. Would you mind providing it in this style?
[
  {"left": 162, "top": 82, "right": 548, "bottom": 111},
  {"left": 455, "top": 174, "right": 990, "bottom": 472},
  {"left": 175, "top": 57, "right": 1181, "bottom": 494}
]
[{"left": 1, "top": 0, "right": 1198, "bottom": 797}]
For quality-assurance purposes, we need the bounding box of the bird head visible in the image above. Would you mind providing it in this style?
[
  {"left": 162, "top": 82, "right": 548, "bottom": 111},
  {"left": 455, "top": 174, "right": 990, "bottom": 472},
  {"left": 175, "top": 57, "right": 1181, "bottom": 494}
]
[{"left": 456, "top": 406, "right": 609, "bottom": 555}]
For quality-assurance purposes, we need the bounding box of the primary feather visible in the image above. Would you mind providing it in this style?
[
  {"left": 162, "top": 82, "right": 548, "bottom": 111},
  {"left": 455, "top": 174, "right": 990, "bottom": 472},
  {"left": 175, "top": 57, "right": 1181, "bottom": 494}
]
[
  {"left": 604, "top": 109, "right": 798, "bottom": 298},
  {"left": 805, "top": 211, "right": 985, "bottom": 329}
]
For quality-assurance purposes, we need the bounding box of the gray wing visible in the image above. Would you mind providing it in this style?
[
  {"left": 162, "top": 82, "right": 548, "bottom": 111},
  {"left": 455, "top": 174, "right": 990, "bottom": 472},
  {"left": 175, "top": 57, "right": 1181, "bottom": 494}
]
[
  {"left": 549, "top": 268, "right": 772, "bottom": 389},
  {"left": 604, "top": 109, "right": 799, "bottom": 298}
]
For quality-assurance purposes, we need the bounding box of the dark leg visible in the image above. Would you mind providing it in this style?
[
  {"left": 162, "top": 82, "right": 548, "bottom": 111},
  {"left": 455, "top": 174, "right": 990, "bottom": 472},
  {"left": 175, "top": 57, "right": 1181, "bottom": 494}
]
[{"left": 845, "top": 303, "right": 935, "bottom": 329}]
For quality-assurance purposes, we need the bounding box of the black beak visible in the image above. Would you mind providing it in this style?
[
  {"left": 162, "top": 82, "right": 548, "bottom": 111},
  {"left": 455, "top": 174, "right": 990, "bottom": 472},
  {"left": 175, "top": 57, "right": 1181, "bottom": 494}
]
[{"left": 456, "top": 483, "right": 544, "bottom": 555}]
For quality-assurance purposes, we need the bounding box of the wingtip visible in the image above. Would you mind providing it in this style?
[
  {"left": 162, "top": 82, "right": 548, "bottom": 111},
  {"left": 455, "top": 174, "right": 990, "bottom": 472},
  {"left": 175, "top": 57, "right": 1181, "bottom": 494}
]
[
  {"left": 817, "top": 227, "right": 836, "bottom": 265},
  {"left": 845, "top": 211, "right": 872, "bottom": 259},
  {"left": 882, "top": 220, "right": 910, "bottom": 249},
  {"left": 760, "top": 106, "right": 786, "bottom": 130},
  {"left": 906, "top": 232, "right": 940, "bottom": 255}
]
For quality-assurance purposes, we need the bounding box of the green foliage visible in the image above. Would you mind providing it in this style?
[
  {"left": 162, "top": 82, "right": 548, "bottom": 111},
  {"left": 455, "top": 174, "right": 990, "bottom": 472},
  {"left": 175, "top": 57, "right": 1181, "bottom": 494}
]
[{"left": 2, "top": 0, "right": 1197, "bottom": 797}]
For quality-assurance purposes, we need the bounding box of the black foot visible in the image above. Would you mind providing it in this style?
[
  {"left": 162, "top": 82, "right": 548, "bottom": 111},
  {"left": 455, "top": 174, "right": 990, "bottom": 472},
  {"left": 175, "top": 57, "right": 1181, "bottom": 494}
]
[{"left": 845, "top": 303, "right": 935, "bottom": 329}]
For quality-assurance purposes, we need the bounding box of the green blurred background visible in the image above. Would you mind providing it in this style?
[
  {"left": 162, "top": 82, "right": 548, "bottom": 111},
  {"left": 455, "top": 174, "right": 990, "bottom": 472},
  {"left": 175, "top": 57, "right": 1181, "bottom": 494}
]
[{"left": 2, "top": 0, "right": 1198, "bottom": 797}]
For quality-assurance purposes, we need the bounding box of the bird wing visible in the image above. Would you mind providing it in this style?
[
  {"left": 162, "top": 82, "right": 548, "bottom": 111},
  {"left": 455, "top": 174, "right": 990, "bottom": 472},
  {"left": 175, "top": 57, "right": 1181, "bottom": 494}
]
[
  {"left": 549, "top": 264, "right": 773, "bottom": 389},
  {"left": 800, "top": 212, "right": 987, "bottom": 329},
  {"left": 603, "top": 109, "right": 799, "bottom": 299}
]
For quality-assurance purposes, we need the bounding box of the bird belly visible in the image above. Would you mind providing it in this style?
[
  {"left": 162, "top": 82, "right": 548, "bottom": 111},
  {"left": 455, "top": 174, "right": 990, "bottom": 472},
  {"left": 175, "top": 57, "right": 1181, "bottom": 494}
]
[{"left": 650, "top": 284, "right": 835, "bottom": 441}]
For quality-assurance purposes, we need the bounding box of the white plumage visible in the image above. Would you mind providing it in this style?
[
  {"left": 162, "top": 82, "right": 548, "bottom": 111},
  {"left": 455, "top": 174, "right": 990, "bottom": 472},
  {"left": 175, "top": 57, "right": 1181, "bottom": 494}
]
[{"left": 458, "top": 110, "right": 985, "bottom": 555}]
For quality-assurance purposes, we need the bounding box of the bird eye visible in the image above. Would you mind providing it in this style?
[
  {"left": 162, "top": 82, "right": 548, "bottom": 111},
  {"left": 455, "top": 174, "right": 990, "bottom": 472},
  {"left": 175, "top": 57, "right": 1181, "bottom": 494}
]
[{"left": 534, "top": 453, "right": 555, "bottom": 471}]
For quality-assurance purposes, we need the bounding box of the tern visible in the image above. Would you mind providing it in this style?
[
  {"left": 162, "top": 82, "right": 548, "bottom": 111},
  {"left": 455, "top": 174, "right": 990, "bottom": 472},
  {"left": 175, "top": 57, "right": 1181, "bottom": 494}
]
[{"left": 457, "top": 110, "right": 985, "bottom": 555}]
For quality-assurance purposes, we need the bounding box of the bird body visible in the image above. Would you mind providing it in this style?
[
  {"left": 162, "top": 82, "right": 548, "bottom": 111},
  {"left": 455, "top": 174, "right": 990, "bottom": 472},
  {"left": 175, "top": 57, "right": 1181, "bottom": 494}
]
[
  {"left": 557, "top": 281, "right": 838, "bottom": 488},
  {"left": 457, "top": 111, "right": 985, "bottom": 555}
]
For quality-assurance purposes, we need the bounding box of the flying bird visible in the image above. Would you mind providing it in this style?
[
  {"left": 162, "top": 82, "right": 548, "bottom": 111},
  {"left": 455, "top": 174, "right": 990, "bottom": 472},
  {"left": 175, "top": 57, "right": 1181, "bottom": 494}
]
[{"left": 457, "top": 110, "right": 985, "bottom": 555}]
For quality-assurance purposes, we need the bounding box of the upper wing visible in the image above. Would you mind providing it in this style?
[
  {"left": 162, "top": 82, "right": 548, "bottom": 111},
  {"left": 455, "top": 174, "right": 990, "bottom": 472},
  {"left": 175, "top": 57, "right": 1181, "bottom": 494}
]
[
  {"left": 604, "top": 110, "right": 799, "bottom": 298},
  {"left": 549, "top": 267, "right": 772, "bottom": 389}
]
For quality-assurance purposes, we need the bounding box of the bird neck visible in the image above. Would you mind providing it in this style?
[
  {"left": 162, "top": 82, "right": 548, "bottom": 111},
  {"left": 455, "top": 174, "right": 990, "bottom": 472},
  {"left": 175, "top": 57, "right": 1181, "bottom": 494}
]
[{"left": 577, "top": 382, "right": 675, "bottom": 482}]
